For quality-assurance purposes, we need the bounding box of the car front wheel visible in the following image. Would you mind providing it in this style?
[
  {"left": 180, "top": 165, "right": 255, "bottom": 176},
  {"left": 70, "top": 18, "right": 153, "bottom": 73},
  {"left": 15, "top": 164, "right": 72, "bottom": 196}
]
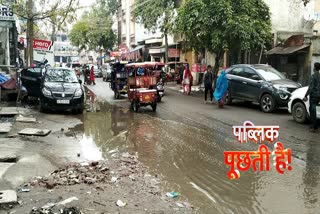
[
  {"left": 260, "top": 94, "right": 275, "bottom": 113},
  {"left": 224, "top": 90, "right": 232, "bottom": 105},
  {"left": 292, "top": 102, "right": 308, "bottom": 123}
]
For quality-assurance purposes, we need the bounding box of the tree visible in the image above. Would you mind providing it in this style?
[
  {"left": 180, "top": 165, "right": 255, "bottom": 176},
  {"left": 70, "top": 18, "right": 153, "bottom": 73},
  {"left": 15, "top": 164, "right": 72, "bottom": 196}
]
[
  {"left": 2, "top": 0, "right": 80, "bottom": 65},
  {"left": 69, "top": 2, "right": 117, "bottom": 54},
  {"left": 133, "top": 0, "right": 179, "bottom": 63},
  {"left": 176, "top": 0, "right": 272, "bottom": 74}
]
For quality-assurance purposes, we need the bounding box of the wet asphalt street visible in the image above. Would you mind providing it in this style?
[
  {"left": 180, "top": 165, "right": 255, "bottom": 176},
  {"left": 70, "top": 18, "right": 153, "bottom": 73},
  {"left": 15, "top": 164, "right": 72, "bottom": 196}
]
[{"left": 82, "top": 78, "right": 320, "bottom": 214}]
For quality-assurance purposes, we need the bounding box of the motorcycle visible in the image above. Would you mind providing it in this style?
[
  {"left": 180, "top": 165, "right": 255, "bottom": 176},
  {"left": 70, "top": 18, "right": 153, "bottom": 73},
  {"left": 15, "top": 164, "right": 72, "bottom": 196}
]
[{"left": 157, "top": 79, "right": 165, "bottom": 102}]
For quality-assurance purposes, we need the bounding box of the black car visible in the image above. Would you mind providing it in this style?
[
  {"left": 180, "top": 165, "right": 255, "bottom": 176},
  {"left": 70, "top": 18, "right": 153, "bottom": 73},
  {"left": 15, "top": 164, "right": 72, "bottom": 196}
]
[
  {"left": 21, "top": 67, "right": 84, "bottom": 113},
  {"left": 40, "top": 68, "right": 84, "bottom": 113},
  {"left": 225, "top": 64, "right": 301, "bottom": 113}
]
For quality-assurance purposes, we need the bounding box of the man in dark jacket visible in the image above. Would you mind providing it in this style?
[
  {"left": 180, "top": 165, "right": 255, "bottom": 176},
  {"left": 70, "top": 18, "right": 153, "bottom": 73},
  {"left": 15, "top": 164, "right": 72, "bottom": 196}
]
[
  {"left": 204, "top": 65, "right": 214, "bottom": 103},
  {"left": 303, "top": 62, "right": 320, "bottom": 132}
]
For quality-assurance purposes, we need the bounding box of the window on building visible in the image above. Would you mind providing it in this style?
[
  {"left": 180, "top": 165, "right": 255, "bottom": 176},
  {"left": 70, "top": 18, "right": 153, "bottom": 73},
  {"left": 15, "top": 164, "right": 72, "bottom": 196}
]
[
  {"left": 62, "top": 57, "right": 68, "bottom": 63},
  {"left": 61, "top": 35, "right": 67, "bottom": 42},
  {"left": 54, "top": 56, "right": 60, "bottom": 62}
]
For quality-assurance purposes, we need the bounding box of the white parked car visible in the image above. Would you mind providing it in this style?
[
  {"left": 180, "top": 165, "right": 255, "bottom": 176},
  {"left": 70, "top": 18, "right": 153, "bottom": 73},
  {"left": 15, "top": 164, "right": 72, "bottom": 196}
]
[{"left": 288, "top": 86, "right": 320, "bottom": 123}]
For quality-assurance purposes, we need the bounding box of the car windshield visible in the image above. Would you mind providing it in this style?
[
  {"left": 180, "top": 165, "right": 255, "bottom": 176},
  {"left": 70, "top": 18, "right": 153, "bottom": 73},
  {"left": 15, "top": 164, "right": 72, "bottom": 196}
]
[
  {"left": 45, "top": 69, "right": 78, "bottom": 83},
  {"left": 254, "top": 65, "right": 285, "bottom": 81}
]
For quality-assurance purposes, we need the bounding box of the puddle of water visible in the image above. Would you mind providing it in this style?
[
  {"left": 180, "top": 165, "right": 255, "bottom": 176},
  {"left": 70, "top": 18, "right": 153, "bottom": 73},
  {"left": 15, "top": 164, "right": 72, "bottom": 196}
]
[{"left": 69, "top": 99, "right": 320, "bottom": 214}]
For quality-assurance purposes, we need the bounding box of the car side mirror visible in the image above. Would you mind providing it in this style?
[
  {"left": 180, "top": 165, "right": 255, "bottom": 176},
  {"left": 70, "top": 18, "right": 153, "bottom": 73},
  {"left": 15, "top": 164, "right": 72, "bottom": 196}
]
[
  {"left": 252, "top": 75, "right": 261, "bottom": 81},
  {"left": 79, "top": 79, "right": 82, "bottom": 84}
]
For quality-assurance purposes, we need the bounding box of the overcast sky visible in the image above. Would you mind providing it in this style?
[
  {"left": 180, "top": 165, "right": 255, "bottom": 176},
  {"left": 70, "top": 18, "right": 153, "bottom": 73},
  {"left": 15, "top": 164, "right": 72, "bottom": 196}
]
[{"left": 77, "top": 0, "right": 96, "bottom": 18}]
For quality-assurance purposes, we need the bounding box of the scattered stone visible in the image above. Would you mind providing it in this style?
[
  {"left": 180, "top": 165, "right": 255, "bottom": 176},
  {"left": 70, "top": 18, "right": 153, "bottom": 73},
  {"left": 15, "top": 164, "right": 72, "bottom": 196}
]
[
  {"left": 176, "top": 202, "right": 184, "bottom": 208},
  {"left": 18, "top": 188, "right": 30, "bottom": 193},
  {"left": 0, "top": 190, "right": 17, "bottom": 205},
  {"left": 15, "top": 115, "right": 36, "bottom": 123},
  {"left": 116, "top": 200, "right": 126, "bottom": 207},
  {"left": 111, "top": 177, "right": 118, "bottom": 183},
  {"left": 18, "top": 128, "right": 51, "bottom": 137},
  {"left": 57, "top": 197, "right": 79, "bottom": 205},
  {"left": 0, "top": 122, "right": 12, "bottom": 133}
]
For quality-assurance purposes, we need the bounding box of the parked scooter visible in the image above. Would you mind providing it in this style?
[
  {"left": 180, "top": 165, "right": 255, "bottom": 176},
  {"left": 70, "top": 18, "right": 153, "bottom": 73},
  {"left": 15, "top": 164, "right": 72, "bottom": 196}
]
[{"left": 157, "top": 79, "right": 164, "bottom": 102}]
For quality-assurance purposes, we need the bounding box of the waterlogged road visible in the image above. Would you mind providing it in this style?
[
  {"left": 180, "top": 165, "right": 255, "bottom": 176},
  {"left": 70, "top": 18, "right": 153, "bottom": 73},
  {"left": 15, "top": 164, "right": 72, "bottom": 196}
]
[{"left": 79, "top": 79, "right": 320, "bottom": 214}]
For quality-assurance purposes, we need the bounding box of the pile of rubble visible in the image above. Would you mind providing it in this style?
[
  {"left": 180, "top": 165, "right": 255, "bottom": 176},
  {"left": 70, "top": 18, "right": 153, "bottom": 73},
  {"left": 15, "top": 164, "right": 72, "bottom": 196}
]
[
  {"left": 30, "top": 206, "right": 82, "bottom": 214},
  {"left": 24, "top": 153, "right": 146, "bottom": 189},
  {"left": 26, "top": 161, "right": 110, "bottom": 189}
]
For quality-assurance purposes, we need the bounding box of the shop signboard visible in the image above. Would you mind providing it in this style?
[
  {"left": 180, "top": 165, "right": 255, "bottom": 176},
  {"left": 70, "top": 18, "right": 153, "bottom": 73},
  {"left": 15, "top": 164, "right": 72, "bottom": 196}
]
[
  {"left": 168, "top": 49, "right": 180, "bottom": 58},
  {"left": 0, "top": 5, "right": 14, "bottom": 21},
  {"left": 33, "top": 39, "right": 54, "bottom": 67}
]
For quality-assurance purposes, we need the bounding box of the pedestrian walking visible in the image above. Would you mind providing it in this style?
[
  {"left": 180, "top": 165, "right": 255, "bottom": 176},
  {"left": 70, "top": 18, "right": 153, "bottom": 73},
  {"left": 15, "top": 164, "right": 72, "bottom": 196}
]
[
  {"left": 214, "top": 68, "right": 228, "bottom": 108},
  {"left": 90, "top": 66, "right": 96, "bottom": 85},
  {"left": 182, "top": 65, "right": 192, "bottom": 95},
  {"left": 303, "top": 62, "right": 320, "bottom": 132},
  {"left": 204, "top": 65, "right": 214, "bottom": 103}
]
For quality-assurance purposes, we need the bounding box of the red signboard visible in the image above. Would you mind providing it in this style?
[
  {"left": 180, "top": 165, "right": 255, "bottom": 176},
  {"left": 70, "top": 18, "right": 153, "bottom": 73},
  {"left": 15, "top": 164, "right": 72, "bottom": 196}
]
[
  {"left": 192, "top": 63, "right": 207, "bottom": 73},
  {"left": 168, "top": 49, "right": 180, "bottom": 58},
  {"left": 33, "top": 39, "right": 53, "bottom": 51}
]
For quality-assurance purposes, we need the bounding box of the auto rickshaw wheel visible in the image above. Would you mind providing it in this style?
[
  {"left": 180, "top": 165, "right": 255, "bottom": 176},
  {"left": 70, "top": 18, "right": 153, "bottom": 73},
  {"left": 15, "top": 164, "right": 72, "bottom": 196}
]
[
  {"left": 130, "top": 101, "right": 134, "bottom": 110},
  {"left": 151, "top": 102, "right": 157, "bottom": 112},
  {"left": 133, "top": 101, "right": 140, "bottom": 112}
]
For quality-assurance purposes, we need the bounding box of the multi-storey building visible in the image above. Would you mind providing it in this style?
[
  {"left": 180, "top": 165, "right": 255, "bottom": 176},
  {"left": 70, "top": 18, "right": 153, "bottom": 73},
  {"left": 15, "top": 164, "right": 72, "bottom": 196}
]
[{"left": 52, "top": 33, "right": 79, "bottom": 65}]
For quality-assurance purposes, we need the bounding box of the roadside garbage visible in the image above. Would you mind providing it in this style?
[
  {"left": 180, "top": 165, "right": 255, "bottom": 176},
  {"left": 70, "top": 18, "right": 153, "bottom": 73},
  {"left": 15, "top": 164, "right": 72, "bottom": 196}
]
[
  {"left": 111, "top": 177, "right": 118, "bottom": 183},
  {"left": 18, "top": 188, "right": 30, "bottom": 192},
  {"left": 28, "top": 161, "right": 111, "bottom": 188},
  {"left": 29, "top": 206, "right": 82, "bottom": 214},
  {"left": 176, "top": 202, "right": 184, "bottom": 208},
  {"left": 116, "top": 200, "right": 126, "bottom": 207},
  {"left": 60, "top": 207, "right": 81, "bottom": 214},
  {"left": 166, "top": 192, "right": 180, "bottom": 198}
]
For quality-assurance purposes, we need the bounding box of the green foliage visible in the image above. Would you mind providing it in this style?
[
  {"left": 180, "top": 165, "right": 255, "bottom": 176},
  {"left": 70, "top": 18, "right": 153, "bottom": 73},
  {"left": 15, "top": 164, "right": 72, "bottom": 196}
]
[
  {"left": 176, "top": 0, "right": 272, "bottom": 56},
  {"left": 69, "top": 2, "right": 117, "bottom": 51},
  {"left": 133, "top": 0, "right": 176, "bottom": 34}
]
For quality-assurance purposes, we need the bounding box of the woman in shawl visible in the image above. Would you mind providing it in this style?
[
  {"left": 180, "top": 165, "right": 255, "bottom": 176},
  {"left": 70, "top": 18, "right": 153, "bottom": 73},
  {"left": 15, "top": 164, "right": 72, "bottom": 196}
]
[
  {"left": 90, "top": 66, "right": 96, "bottom": 85},
  {"left": 214, "top": 68, "right": 228, "bottom": 108},
  {"left": 182, "top": 65, "right": 193, "bottom": 95}
]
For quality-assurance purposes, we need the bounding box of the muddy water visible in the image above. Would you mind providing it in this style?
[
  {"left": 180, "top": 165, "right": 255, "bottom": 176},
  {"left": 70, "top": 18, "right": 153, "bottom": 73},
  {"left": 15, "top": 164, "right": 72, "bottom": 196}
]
[{"left": 73, "top": 100, "right": 320, "bottom": 214}]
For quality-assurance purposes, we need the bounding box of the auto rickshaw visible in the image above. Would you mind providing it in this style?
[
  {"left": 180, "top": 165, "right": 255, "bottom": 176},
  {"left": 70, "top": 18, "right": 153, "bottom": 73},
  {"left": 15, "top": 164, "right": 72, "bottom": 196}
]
[
  {"left": 164, "top": 62, "right": 188, "bottom": 84},
  {"left": 110, "top": 61, "right": 130, "bottom": 99},
  {"left": 127, "top": 62, "right": 162, "bottom": 112}
]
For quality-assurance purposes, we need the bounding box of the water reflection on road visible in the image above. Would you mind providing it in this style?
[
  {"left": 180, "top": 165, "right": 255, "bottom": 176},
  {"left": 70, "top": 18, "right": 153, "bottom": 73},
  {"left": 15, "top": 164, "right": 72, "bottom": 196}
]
[{"left": 75, "top": 100, "right": 320, "bottom": 214}]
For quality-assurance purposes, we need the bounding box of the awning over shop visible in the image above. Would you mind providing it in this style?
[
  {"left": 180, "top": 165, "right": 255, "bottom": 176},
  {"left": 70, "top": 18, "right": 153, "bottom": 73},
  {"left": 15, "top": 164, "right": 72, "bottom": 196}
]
[
  {"left": 125, "top": 45, "right": 144, "bottom": 60},
  {"left": 266, "top": 44, "right": 310, "bottom": 55}
]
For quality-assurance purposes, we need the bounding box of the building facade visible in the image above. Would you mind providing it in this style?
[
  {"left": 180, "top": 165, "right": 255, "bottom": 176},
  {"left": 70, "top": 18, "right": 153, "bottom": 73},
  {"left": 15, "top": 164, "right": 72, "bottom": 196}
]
[
  {"left": 0, "top": 3, "right": 19, "bottom": 70},
  {"left": 52, "top": 33, "right": 79, "bottom": 65}
]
